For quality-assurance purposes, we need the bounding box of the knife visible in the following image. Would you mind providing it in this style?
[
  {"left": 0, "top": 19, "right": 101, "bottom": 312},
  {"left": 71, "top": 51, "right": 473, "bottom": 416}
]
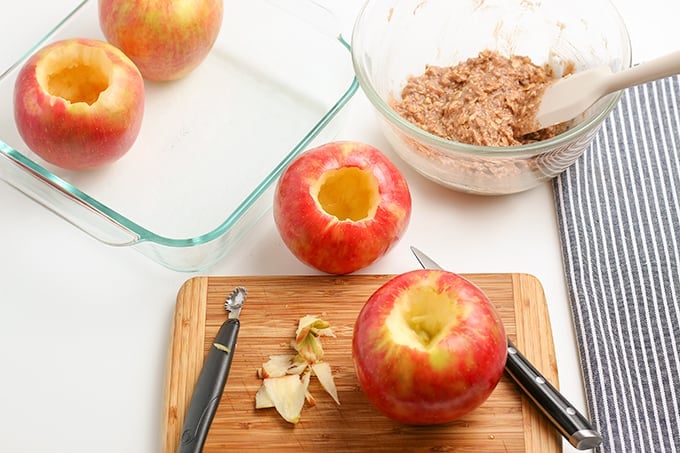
[
  {"left": 178, "top": 287, "right": 247, "bottom": 453},
  {"left": 410, "top": 246, "right": 602, "bottom": 450}
]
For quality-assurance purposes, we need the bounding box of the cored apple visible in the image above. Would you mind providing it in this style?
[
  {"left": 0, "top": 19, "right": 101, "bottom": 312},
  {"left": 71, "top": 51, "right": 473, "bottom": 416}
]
[
  {"left": 352, "top": 269, "right": 507, "bottom": 425},
  {"left": 273, "top": 141, "right": 412, "bottom": 275},
  {"left": 98, "top": 0, "right": 223, "bottom": 81},
  {"left": 13, "top": 38, "right": 144, "bottom": 171}
]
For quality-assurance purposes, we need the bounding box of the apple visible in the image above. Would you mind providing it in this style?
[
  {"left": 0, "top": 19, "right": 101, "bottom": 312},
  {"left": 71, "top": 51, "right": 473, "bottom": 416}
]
[
  {"left": 352, "top": 269, "right": 508, "bottom": 425},
  {"left": 98, "top": 0, "right": 223, "bottom": 81},
  {"left": 273, "top": 141, "right": 412, "bottom": 275},
  {"left": 13, "top": 38, "right": 145, "bottom": 171}
]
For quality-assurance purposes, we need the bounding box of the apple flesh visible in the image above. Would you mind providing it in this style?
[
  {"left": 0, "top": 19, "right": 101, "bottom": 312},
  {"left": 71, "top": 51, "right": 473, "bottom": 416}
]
[
  {"left": 273, "top": 141, "right": 412, "bottom": 275},
  {"left": 255, "top": 315, "right": 340, "bottom": 424},
  {"left": 13, "top": 38, "right": 145, "bottom": 171},
  {"left": 353, "top": 269, "right": 508, "bottom": 425},
  {"left": 98, "top": 0, "right": 223, "bottom": 81}
]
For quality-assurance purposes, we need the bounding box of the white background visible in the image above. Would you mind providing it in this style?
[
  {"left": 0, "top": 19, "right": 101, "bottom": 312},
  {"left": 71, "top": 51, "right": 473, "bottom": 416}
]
[{"left": 0, "top": 1, "right": 678, "bottom": 452}]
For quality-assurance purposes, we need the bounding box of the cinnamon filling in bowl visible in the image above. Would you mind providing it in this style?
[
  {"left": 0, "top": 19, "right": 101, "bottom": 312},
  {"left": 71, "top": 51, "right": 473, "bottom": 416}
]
[{"left": 391, "top": 50, "right": 571, "bottom": 147}]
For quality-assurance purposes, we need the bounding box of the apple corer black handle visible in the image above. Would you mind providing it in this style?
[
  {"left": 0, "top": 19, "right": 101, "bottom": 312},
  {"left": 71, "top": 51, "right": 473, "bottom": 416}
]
[
  {"left": 178, "top": 318, "right": 240, "bottom": 453},
  {"left": 505, "top": 339, "right": 602, "bottom": 450}
]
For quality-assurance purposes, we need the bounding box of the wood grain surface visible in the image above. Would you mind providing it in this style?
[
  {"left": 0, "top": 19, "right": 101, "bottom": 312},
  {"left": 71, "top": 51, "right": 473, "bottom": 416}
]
[{"left": 162, "top": 274, "right": 561, "bottom": 452}]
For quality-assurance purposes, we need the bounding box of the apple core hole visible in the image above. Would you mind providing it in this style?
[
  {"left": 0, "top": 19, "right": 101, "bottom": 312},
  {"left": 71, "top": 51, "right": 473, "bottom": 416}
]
[
  {"left": 387, "top": 286, "right": 461, "bottom": 349},
  {"left": 44, "top": 47, "right": 112, "bottom": 106},
  {"left": 317, "top": 167, "right": 380, "bottom": 221}
]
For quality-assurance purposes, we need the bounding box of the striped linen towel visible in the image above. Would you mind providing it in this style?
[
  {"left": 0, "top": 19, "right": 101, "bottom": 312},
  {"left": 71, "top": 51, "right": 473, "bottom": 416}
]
[{"left": 553, "top": 75, "right": 680, "bottom": 453}]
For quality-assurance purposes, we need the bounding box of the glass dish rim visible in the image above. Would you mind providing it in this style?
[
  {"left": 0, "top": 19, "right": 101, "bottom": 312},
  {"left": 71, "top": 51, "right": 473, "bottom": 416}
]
[{"left": 0, "top": 0, "right": 360, "bottom": 250}]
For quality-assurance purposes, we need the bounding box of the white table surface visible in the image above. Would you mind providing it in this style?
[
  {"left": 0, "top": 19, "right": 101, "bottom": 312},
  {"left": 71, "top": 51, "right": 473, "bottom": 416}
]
[{"left": 0, "top": 1, "right": 677, "bottom": 452}]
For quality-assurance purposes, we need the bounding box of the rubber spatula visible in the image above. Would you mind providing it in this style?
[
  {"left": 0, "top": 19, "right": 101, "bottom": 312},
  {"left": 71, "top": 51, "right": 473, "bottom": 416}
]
[{"left": 528, "top": 50, "right": 680, "bottom": 133}]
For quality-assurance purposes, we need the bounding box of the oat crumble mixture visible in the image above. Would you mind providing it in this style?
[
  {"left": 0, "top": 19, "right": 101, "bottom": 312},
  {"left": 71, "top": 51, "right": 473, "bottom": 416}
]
[{"left": 391, "top": 50, "right": 567, "bottom": 147}]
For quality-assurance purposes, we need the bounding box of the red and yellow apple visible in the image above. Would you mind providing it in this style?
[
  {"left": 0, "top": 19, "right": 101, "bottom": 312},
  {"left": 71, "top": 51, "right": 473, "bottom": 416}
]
[
  {"left": 352, "top": 269, "right": 507, "bottom": 425},
  {"left": 13, "top": 38, "right": 145, "bottom": 171},
  {"left": 98, "top": 0, "right": 223, "bottom": 81},
  {"left": 273, "top": 141, "right": 412, "bottom": 275}
]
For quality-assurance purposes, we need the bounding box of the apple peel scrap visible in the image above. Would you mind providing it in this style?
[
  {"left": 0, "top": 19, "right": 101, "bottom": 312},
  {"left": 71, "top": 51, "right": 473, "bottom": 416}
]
[{"left": 255, "top": 315, "right": 339, "bottom": 424}]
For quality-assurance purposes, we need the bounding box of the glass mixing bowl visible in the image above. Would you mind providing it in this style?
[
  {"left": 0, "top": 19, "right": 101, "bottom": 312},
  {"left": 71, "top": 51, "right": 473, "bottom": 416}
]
[{"left": 351, "top": 0, "right": 631, "bottom": 195}]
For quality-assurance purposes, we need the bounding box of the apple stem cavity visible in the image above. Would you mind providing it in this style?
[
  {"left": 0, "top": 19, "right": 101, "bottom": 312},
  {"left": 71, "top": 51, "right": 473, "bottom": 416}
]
[
  {"left": 41, "top": 47, "right": 111, "bottom": 106},
  {"left": 315, "top": 167, "right": 380, "bottom": 222},
  {"left": 388, "top": 286, "right": 468, "bottom": 349}
]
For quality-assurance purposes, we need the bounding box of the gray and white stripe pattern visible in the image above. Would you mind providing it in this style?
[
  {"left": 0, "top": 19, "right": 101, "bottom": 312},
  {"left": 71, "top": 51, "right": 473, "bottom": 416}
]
[{"left": 554, "top": 75, "right": 680, "bottom": 453}]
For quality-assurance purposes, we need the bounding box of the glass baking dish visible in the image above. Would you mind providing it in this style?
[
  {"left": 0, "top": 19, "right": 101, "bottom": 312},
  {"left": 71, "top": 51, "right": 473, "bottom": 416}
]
[{"left": 0, "top": 0, "right": 358, "bottom": 271}]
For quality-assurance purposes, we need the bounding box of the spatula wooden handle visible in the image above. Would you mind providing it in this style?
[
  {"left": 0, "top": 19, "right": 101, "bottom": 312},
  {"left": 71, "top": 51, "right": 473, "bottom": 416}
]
[{"left": 606, "top": 50, "right": 680, "bottom": 93}]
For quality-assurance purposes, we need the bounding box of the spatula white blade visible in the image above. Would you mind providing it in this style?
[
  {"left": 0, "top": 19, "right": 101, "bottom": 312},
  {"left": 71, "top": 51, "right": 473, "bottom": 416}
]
[{"left": 534, "top": 65, "right": 613, "bottom": 130}]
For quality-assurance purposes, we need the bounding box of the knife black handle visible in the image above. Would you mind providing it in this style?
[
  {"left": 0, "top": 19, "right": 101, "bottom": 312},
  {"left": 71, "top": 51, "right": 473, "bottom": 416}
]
[
  {"left": 504, "top": 340, "right": 602, "bottom": 450},
  {"left": 179, "top": 319, "right": 240, "bottom": 453}
]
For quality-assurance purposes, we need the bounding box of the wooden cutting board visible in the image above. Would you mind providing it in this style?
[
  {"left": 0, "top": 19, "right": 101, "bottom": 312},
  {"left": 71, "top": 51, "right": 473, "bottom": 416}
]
[{"left": 162, "top": 274, "right": 561, "bottom": 452}]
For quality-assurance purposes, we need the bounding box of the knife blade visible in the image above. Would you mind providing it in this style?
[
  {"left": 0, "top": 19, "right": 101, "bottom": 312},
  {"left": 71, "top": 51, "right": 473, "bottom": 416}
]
[
  {"left": 410, "top": 246, "right": 602, "bottom": 450},
  {"left": 178, "top": 287, "right": 247, "bottom": 453}
]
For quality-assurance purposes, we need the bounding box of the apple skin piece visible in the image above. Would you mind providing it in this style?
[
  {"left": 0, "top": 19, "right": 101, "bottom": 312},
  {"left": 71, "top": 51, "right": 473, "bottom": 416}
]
[
  {"left": 13, "top": 38, "right": 144, "bottom": 171},
  {"left": 352, "top": 269, "right": 508, "bottom": 425},
  {"left": 255, "top": 315, "right": 340, "bottom": 422},
  {"left": 98, "top": 0, "right": 223, "bottom": 81},
  {"left": 262, "top": 373, "right": 310, "bottom": 424},
  {"left": 273, "top": 141, "right": 412, "bottom": 275},
  {"left": 310, "top": 362, "right": 340, "bottom": 405}
]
